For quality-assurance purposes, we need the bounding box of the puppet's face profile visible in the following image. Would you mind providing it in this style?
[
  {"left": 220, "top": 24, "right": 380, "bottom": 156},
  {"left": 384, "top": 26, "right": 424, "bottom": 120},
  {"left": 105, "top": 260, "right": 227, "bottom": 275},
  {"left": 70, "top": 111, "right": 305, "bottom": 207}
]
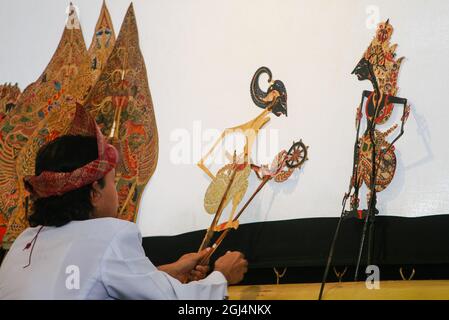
[
  {"left": 270, "top": 80, "right": 288, "bottom": 117},
  {"left": 351, "top": 57, "right": 372, "bottom": 82},
  {"left": 250, "top": 67, "right": 288, "bottom": 117}
]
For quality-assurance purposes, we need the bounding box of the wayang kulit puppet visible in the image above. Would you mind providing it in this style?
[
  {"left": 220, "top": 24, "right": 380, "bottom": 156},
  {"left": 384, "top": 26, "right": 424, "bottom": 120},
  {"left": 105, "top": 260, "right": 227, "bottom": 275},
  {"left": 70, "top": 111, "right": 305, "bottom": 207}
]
[
  {"left": 0, "top": 2, "right": 158, "bottom": 249},
  {"left": 83, "top": 3, "right": 158, "bottom": 223},
  {"left": 0, "top": 83, "right": 21, "bottom": 236},
  {"left": 197, "top": 67, "right": 309, "bottom": 260},
  {"left": 319, "top": 20, "right": 411, "bottom": 299},
  {"left": 0, "top": 3, "right": 88, "bottom": 248}
]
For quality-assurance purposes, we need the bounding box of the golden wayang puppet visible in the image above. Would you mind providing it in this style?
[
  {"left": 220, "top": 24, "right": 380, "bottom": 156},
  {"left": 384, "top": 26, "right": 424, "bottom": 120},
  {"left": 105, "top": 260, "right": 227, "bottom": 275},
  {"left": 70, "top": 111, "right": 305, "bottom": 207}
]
[
  {"left": 197, "top": 67, "right": 308, "bottom": 257},
  {"left": 319, "top": 20, "right": 410, "bottom": 299}
]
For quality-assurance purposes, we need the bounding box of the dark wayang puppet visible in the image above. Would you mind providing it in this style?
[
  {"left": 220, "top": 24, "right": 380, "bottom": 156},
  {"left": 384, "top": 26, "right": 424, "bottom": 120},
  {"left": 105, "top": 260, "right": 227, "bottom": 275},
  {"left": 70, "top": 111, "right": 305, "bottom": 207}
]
[
  {"left": 319, "top": 20, "right": 411, "bottom": 299},
  {"left": 197, "top": 67, "right": 308, "bottom": 260},
  {"left": 349, "top": 19, "right": 410, "bottom": 209}
]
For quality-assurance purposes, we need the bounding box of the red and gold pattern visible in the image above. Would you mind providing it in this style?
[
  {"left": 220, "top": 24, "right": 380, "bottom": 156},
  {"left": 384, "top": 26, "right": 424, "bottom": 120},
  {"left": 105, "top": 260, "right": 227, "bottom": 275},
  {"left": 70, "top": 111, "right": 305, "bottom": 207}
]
[
  {"left": 66, "top": 1, "right": 116, "bottom": 104},
  {"left": 363, "top": 20, "right": 404, "bottom": 124},
  {"left": 252, "top": 150, "right": 294, "bottom": 183},
  {"left": 0, "top": 83, "right": 21, "bottom": 233},
  {"left": 0, "top": 3, "right": 158, "bottom": 247},
  {"left": 364, "top": 21, "right": 403, "bottom": 95},
  {"left": 0, "top": 4, "right": 88, "bottom": 248},
  {"left": 356, "top": 125, "right": 398, "bottom": 193},
  {"left": 83, "top": 3, "right": 158, "bottom": 222},
  {"left": 0, "top": 83, "right": 21, "bottom": 123}
]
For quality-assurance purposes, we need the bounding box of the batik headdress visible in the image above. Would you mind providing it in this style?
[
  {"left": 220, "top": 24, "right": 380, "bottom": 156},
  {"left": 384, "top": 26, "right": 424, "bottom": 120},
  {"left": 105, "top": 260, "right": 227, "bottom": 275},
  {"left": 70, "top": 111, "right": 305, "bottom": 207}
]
[
  {"left": 363, "top": 20, "right": 404, "bottom": 96},
  {"left": 24, "top": 104, "right": 119, "bottom": 198}
]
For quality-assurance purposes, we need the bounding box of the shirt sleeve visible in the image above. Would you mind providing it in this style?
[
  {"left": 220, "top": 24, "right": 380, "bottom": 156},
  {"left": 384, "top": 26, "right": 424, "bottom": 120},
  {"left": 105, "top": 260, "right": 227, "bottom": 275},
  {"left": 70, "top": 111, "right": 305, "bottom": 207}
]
[{"left": 100, "top": 222, "right": 228, "bottom": 300}]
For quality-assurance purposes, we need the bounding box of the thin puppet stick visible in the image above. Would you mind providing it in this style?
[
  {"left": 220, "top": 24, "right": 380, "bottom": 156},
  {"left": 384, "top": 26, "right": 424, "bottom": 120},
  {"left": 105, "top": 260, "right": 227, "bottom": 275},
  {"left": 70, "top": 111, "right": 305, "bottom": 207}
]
[
  {"left": 200, "top": 175, "right": 271, "bottom": 265},
  {"left": 198, "top": 151, "right": 238, "bottom": 252}
]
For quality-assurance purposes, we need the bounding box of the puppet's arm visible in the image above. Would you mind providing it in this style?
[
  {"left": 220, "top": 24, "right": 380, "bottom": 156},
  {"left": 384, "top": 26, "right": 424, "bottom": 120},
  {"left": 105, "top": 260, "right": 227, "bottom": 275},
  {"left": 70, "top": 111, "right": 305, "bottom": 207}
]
[
  {"left": 197, "top": 130, "right": 229, "bottom": 180},
  {"left": 385, "top": 96, "right": 410, "bottom": 150}
]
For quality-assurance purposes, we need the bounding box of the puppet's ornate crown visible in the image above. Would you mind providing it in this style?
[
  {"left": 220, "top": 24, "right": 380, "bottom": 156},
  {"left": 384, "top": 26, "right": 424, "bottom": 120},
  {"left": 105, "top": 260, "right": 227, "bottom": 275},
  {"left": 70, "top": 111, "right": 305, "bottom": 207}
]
[{"left": 364, "top": 19, "right": 404, "bottom": 96}]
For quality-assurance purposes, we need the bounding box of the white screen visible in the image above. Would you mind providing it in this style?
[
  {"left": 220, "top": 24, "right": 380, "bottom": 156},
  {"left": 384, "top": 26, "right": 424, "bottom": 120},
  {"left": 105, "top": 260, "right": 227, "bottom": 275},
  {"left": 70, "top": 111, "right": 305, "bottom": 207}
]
[{"left": 1, "top": 0, "right": 448, "bottom": 237}]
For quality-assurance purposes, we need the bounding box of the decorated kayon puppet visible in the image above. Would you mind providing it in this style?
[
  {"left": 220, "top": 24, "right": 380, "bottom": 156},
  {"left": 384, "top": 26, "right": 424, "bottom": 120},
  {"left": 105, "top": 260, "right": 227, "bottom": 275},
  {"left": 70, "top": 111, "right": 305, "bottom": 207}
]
[
  {"left": 347, "top": 19, "right": 410, "bottom": 213},
  {"left": 66, "top": 0, "right": 116, "bottom": 105},
  {"left": 0, "top": 2, "right": 157, "bottom": 249},
  {"left": 0, "top": 83, "right": 21, "bottom": 241},
  {"left": 197, "top": 67, "right": 308, "bottom": 252},
  {"left": 83, "top": 3, "right": 158, "bottom": 223},
  {"left": 0, "top": 3, "right": 88, "bottom": 249}
]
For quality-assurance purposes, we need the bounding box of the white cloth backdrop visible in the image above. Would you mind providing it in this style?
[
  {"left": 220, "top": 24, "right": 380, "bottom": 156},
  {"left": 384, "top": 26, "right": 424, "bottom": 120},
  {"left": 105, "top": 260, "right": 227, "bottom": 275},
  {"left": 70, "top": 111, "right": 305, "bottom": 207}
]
[{"left": 1, "top": 0, "right": 448, "bottom": 237}]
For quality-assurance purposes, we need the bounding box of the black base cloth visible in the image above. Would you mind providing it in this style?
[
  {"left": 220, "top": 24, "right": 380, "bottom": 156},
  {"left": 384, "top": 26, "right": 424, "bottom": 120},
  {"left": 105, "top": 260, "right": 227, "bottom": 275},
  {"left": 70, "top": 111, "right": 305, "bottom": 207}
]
[{"left": 142, "top": 215, "right": 449, "bottom": 284}]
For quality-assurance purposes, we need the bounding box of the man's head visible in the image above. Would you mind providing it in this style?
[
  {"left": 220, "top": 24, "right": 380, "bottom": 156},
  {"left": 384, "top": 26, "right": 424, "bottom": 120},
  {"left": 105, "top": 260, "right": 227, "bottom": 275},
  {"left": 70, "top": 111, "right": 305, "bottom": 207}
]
[{"left": 27, "top": 135, "right": 119, "bottom": 227}]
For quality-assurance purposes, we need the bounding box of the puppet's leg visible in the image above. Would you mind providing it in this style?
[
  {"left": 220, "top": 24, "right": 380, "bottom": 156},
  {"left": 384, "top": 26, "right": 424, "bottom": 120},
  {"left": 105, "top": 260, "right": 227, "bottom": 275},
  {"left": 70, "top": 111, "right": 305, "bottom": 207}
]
[
  {"left": 227, "top": 203, "right": 240, "bottom": 229},
  {"left": 214, "top": 202, "right": 240, "bottom": 231},
  {"left": 350, "top": 167, "right": 364, "bottom": 211}
]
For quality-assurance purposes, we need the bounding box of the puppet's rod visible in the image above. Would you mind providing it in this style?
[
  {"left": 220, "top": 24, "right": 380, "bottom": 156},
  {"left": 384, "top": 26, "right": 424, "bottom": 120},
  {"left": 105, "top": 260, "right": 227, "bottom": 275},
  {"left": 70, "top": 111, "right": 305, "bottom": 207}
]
[
  {"left": 198, "top": 154, "right": 238, "bottom": 252},
  {"left": 200, "top": 175, "right": 271, "bottom": 265}
]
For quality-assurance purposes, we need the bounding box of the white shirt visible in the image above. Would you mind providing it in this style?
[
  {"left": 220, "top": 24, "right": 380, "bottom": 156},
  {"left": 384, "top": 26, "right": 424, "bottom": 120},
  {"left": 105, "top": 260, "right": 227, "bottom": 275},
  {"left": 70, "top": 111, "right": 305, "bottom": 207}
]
[{"left": 0, "top": 218, "right": 228, "bottom": 300}]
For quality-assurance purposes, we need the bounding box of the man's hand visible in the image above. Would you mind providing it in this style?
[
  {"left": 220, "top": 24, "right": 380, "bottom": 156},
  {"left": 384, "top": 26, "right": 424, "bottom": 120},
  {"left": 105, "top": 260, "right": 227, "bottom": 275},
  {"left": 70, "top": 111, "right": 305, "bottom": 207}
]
[
  {"left": 158, "top": 248, "right": 211, "bottom": 283},
  {"left": 189, "top": 264, "right": 210, "bottom": 281},
  {"left": 214, "top": 251, "right": 248, "bottom": 285}
]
